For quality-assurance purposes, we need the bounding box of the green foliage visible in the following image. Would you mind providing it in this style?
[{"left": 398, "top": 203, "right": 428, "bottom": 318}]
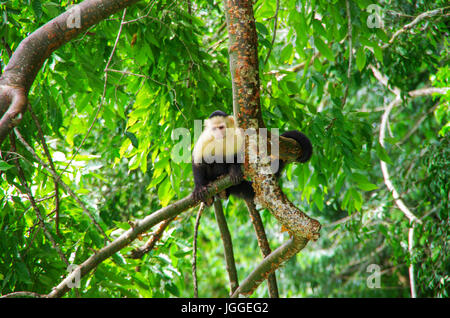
[{"left": 0, "top": 0, "right": 448, "bottom": 297}]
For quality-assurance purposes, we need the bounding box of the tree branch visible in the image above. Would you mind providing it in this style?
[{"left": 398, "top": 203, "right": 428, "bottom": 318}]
[
  {"left": 245, "top": 199, "right": 279, "bottom": 298},
  {"left": 223, "top": 0, "right": 320, "bottom": 297},
  {"left": 370, "top": 65, "right": 434, "bottom": 299},
  {"left": 46, "top": 174, "right": 235, "bottom": 298},
  {"left": 27, "top": 104, "right": 61, "bottom": 236},
  {"left": 231, "top": 236, "right": 308, "bottom": 297},
  {"left": 128, "top": 217, "right": 175, "bottom": 259},
  {"left": 192, "top": 203, "right": 205, "bottom": 298},
  {"left": 10, "top": 135, "right": 69, "bottom": 266},
  {"left": 341, "top": 0, "right": 353, "bottom": 107},
  {"left": 213, "top": 199, "right": 239, "bottom": 295},
  {"left": 263, "top": 0, "right": 280, "bottom": 67},
  {"left": 14, "top": 128, "right": 111, "bottom": 241},
  {"left": 0, "top": 0, "right": 140, "bottom": 145},
  {"left": 382, "top": 7, "right": 448, "bottom": 49}
]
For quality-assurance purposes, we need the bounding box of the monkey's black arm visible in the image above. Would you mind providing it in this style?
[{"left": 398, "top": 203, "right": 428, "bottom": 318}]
[
  {"left": 192, "top": 162, "right": 209, "bottom": 202},
  {"left": 228, "top": 162, "right": 243, "bottom": 185}
]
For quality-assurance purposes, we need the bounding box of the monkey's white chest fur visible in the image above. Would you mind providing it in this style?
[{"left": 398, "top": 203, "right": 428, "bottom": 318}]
[{"left": 193, "top": 128, "right": 244, "bottom": 164}]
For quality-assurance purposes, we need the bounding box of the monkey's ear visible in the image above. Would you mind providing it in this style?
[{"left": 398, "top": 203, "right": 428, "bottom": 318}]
[{"left": 226, "top": 115, "right": 235, "bottom": 127}]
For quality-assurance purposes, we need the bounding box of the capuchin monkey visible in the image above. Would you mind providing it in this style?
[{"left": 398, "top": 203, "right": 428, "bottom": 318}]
[{"left": 192, "top": 110, "right": 312, "bottom": 205}]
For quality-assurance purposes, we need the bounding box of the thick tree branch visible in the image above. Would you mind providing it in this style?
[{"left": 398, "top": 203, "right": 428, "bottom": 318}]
[
  {"left": 1, "top": 291, "right": 43, "bottom": 298},
  {"left": 0, "top": 0, "right": 140, "bottom": 145},
  {"left": 223, "top": 0, "right": 321, "bottom": 296},
  {"left": 231, "top": 236, "right": 308, "bottom": 297},
  {"left": 245, "top": 199, "right": 279, "bottom": 298},
  {"left": 46, "top": 175, "right": 235, "bottom": 298}
]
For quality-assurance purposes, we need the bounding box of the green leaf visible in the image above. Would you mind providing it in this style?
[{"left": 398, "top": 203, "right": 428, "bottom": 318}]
[
  {"left": 113, "top": 222, "right": 131, "bottom": 230},
  {"left": 0, "top": 160, "right": 14, "bottom": 171},
  {"left": 280, "top": 43, "right": 293, "bottom": 64},
  {"left": 313, "top": 189, "right": 324, "bottom": 211},
  {"left": 375, "top": 143, "right": 393, "bottom": 164},
  {"left": 351, "top": 188, "right": 363, "bottom": 211},
  {"left": 356, "top": 47, "right": 367, "bottom": 71},
  {"left": 31, "top": 0, "right": 43, "bottom": 19},
  {"left": 335, "top": 173, "right": 346, "bottom": 194},
  {"left": 351, "top": 173, "right": 378, "bottom": 191},
  {"left": 314, "top": 37, "right": 334, "bottom": 62},
  {"left": 158, "top": 178, "right": 175, "bottom": 206},
  {"left": 292, "top": 11, "right": 309, "bottom": 46},
  {"left": 125, "top": 132, "right": 139, "bottom": 149},
  {"left": 312, "top": 19, "right": 327, "bottom": 38},
  {"left": 373, "top": 45, "right": 383, "bottom": 63},
  {"left": 255, "top": 22, "right": 269, "bottom": 36}
]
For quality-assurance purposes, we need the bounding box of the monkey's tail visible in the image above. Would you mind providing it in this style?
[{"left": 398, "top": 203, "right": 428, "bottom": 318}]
[{"left": 281, "top": 130, "right": 313, "bottom": 163}]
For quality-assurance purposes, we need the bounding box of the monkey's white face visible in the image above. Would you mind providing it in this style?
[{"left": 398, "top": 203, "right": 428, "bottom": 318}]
[
  {"left": 211, "top": 122, "right": 227, "bottom": 139},
  {"left": 192, "top": 114, "right": 243, "bottom": 164},
  {"left": 206, "top": 116, "right": 229, "bottom": 140}
]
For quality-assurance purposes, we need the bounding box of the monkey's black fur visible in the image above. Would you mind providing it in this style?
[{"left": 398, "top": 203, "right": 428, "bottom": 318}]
[
  {"left": 208, "top": 110, "right": 229, "bottom": 118},
  {"left": 192, "top": 154, "right": 255, "bottom": 202}
]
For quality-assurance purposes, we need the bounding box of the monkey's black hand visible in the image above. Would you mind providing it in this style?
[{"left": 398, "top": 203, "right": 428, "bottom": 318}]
[
  {"left": 193, "top": 185, "right": 208, "bottom": 201},
  {"left": 229, "top": 165, "right": 243, "bottom": 185},
  {"left": 193, "top": 186, "right": 213, "bottom": 206}
]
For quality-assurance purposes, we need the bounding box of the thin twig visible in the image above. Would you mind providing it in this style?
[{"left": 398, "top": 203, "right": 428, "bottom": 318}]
[
  {"left": 192, "top": 203, "right": 205, "bottom": 298},
  {"left": 14, "top": 129, "right": 110, "bottom": 241},
  {"left": 1, "top": 36, "right": 12, "bottom": 57},
  {"left": 59, "top": 8, "right": 128, "bottom": 179},
  {"left": 129, "top": 217, "right": 175, "bottom": 259},
  {"left": 27, "top": 104, "right": 61, "bottom": 236},
  {"left": 213, "top": 199, "right": 239, "bottom": 295},
  {"left": 10, "top": 134, "right": 69, "bottom": 266},
  {"left": 382, "top": 7, "right": 448, "bottom": 49},
  {"left": 342, "top": 0, "right": 353, "bottom": 107},
  {"left": 104, "top": 68, "right": 149, "bottom": 78},
  {"left": 263, "top": 0, "right": 280, "bottom": 67},
  {"left": 399, "top": 102, "right": 440, "bottom": 145}
]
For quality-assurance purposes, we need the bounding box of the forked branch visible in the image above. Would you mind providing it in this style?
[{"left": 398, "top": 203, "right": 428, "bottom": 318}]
[{"left": 223, "top": 0, "right": 321, "bottom": 296}]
